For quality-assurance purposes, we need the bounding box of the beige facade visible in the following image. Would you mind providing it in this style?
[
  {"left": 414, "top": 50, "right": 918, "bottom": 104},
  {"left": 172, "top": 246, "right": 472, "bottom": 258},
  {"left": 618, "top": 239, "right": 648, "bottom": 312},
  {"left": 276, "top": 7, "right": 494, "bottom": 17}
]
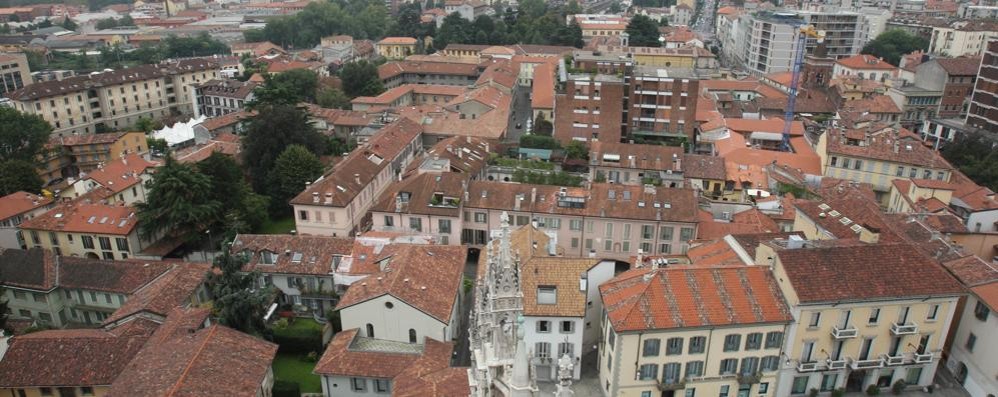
[
  {"left": 0, "top": 52, "right": 31, "bottom": 96},
  {"left": 23, "top": 228, "right": 143, "bottom": 260}
]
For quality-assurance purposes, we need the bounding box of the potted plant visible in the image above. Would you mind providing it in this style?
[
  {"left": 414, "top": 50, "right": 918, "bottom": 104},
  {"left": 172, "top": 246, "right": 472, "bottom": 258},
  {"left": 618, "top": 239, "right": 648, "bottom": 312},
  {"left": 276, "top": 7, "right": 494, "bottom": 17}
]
[
  {"left": 866, "top": 384, "right": 881, "bottom": 396},
  {"left": 891, "top": 380, "right": 906, "bottom": 395},
  {"left": 831, "top": 388, "right": 846, "bottom": 397},
  {"left": 809, "top": 389, "right": 819, "bottom": 397}
]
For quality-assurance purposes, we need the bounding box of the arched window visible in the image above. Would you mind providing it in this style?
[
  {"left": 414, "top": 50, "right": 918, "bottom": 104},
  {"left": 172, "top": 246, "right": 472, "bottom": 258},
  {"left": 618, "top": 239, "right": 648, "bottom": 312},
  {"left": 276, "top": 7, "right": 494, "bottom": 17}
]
[
  {"left": 409, "top": 329, "right": 417, "bottom": 344},
  {"left": 366, "top": 323, "right": 375, "bottom": 338}
]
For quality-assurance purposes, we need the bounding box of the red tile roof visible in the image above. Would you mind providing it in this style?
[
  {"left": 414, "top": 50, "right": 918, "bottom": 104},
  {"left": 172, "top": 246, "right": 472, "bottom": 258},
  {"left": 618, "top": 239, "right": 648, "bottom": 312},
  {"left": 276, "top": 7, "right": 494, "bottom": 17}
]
[
  {"left": 103, "top": 262, "right": 210, "bottom": 326},
  {"left": 590, "top": 141, "right": 684, "bottom": 171},
  {"left": 57, "top": 256, "right": 174, "bottom": 294},
  {"left": 600, "top": 266, "right": 792, "bottom": 332},
  {"left": 335, "top": 245, "right": 466, "bottom": 322},
  {"left": 824, "top": 125, "right": 952, "bottom": 170},
  {"left": 230, "top": 234, "right": 354, "bottom": 275},
  {"left": 770, "top": 241, "right": 964, "bottom": 303},
  {"left": 370, "top": 172, "right": 467, "bottom": 218},
  {"left": 20, "top": 201, "right": 138, "bottom": 235},
  {"left": 0, "top": 191, "right": 53, "bottom": 221},
  {"left": 682, "top": 154, "right": 726, "bottom": 180},
  {"left": 378, "top": 37, "right": 418, "bottom": 45},
  {"left": 315, "top": 329, "right": 461, "bottom": 384},
  {"left": 378, "top": 61, "right": 479, "bottom": 80},
  {"left": 935, "top": 57, "right": 982, "bottom": 76},
  {"left": 941, "top": 255, "right": 998, "bottom": 287},
  {"left": 696, "top": 209, "right": 780, "bottom": 240},
  {"left": 53, "top": 131, "right": 129, "bottom": 146},
  {"left": 530, "top": 62, "right": 556, "bottom": 110},
  {"left": 0, "top": 248, "right": 57, "bottom": 291},
  {"left": 83, "top": 154, "right": 157, "bottom": 193},
  {"left": 836, "top": 54, "right": 899, "bottom": 70},
  {"left": 971, "top": 282, "right": 998, "bottom": 312},
  {"left": 0, "top": 328, "right": 152, "bottom": 388}
]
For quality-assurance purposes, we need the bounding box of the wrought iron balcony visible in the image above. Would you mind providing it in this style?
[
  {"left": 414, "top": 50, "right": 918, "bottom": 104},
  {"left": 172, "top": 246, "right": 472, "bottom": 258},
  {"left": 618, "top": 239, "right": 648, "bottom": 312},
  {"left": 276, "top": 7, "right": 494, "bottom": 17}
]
[
  {"left": 797, "top": 361, "right": 819, "bottom": 372},
  {"left": 850, "top": 357, "right": 884, "bottom": 370},
  {"left": 657, "top": 378, "right": 685, "bottom": 391},
  {"left": 881, "top": 354, "right": 906, "bottom": 366},
  {"left": 891, "top": 322, "right": 919, "bottom": 335},
  {"left": 737, "top": 372, "right": 763, "bottom": 385},
  {"left": 826, "top": 358, "right": 848, "bottom": 370},
  {"left": 914, "top": 352, "right": 933, "bottom": 364},
  {"left": 831, "top": 325, "right": 859, "bottom": 339}
]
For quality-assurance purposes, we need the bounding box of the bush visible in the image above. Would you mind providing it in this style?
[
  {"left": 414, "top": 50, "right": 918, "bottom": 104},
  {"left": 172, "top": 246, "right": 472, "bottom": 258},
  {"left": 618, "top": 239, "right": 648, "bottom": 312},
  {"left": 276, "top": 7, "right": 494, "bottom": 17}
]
[
  {"left": 306, "top": 351, "right": 319, "bottom": 362},
  {"left": 831, "top": 388, "right": 846, "bottom": 397},
  {"left": 891, "top": 380, "right": 906, "bottom": 395},
  {"left": 273, "top": 318, "right": 289, "bottom": 330},
  {"left": 519, "top": 134, "right": 560, "bottom": 150},
  {"left": 271, "top": 322, "right": 323, "bottom": 354},
  {"left": 809, "top": 389, "right": 819, "bottom": 397},
  {"left": 866, "top": 384, "right": 880, "bottom": 396},
  {"left": 272, "top": 380, "right": 301, "bottom": 397}
]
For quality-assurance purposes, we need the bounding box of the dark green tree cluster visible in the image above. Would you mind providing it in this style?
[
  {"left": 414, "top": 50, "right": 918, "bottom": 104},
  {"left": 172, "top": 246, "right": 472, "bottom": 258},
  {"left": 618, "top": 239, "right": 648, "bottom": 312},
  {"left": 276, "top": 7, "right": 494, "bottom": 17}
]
[
  {"left": 520, "top": 134, "right": 560, "bottom": 150},
  {"left": 251, "top": 0, "right": 389, "bottom": 49},
  {"left": 251, "top": 69, "right": 320, "bottom": 105},
  {"left": 266, "top": 145, "right": 324, "bottom": 216},
  {"left": 632, "top": 0, "right": 675, "bottom": 7},
  {"left": 338, "top": 60, "right": 384, "bottom": 98},
  {"left": 533, "top": 113, "right": 553, "bottom": 136},
  {"left": 434, "top": 0, "right": 584, "bottom": 49},
  {"left": 861, "top": 29, "right": 929, "bottom": 66},
  {"left": 206, "top": 250, "right": 269, "bottom": 335},
  {"left": 94, "top": 15, "right": 133, "bottom": 30},
  {"left": 0, "top": 107, "right": 51, "bottom": 195},
  {"left": 512, "top": 169, "right": 584, "bottom": 187},
  {"left": 626, "top": 15, "right": 663, "bottom": 47},
  {"left": 941, "top": 133, "right": 998, "bottom": 191},
  {"left": 95, "top": 33, "right": 229, "bottom": 68},
  {"left": 388, "top": 2, "right": 435, "bottom": 41}
]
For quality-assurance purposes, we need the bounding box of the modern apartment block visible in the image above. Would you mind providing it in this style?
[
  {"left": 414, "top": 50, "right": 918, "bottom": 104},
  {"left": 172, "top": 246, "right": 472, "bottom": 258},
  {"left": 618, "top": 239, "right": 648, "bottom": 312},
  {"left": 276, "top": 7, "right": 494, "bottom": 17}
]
[
  {"left": 6, "top": 58, "right": 220, "bottom": 136},
  {"left": 629, "top": 66, "right": 701, "bottom": 143},
  {"left": 928, "top": 20, "right": 998, "bottom": 57},
  {"left": 553, "top": 74, "right": 625, "bottom": 144},
  {"left": 798, "top": 11, "right": 869, "bottom": 59},
  {"left": 193, "top": 78, "right": 258, "bottom": 118},
  {"left": 741, "top": 11, "right": 804, "bottom": 74},
  {"left": 966, "top": 39, "right": 997, "bottom": 133},
  {"left": 0, "top": 52, "right": 31, "bottom": 96}
]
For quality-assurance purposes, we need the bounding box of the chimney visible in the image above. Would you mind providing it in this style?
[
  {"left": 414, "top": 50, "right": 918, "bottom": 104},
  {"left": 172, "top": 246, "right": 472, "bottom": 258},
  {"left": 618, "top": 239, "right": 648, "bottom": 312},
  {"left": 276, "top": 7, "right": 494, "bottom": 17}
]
[
  {"left": 672, "top": 153, "right": 680, "bottom": 171},
  {"left": 312, "top": 192, "right": 319, "bottom": 203},
  {"left": 859, "top": 227, "right": 880, "bottom": 244},
  {"left": 324, "top": 192, "right": 332, "bottom": 204},
  {"left": 530, "top": 187, "right": 537, "bottom": 204},
  {"left": 354, "top": 173, "right": 361, "bottom": 185}
]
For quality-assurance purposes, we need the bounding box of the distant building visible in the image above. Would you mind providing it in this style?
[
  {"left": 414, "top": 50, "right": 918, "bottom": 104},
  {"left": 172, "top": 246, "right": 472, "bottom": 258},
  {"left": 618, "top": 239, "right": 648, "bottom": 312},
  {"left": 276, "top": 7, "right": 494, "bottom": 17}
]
[
  {"left": 966, "top": 40, "right": 997, "bottom": 133},
  {"left": 0, "top": 191, "right": 53, "bottom": 249},
  {"left": 375, "top": 37, "right": 418, "bottom": 60},
  {"left": 193, "top": 78, "right": 258, "bottom": 118},
  {"left": 928, "top": 20, "right": 998, "bottom": 57},
  {"left": 0, "top": 52, "right": 31, "bottom": 96}
]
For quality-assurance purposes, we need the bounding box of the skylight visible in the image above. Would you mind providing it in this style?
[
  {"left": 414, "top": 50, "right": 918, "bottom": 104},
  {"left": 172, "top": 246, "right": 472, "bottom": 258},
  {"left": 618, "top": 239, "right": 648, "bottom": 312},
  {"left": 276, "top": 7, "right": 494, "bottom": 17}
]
[{"left": 291, "top": 252, "right": 303, "bottom": 263}]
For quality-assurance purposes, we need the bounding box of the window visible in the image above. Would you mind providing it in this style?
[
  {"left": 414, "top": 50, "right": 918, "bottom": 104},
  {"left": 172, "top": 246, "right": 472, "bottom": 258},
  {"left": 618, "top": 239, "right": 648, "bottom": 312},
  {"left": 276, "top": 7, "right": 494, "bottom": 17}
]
[
  {"left": 740, "top": 357, "right": 759, "bottom": 375},
  {"left": 927, "top": 304, "right": 939, "bottom": 320},
  {"left": 662, "top": 363, "right": 682, "bottom": 383},
  {"left": 438, "top": 219, "right": 451, "bottom": 234},
  {"left": 641, "top": 225, "right": 654, "bottom": 239},
  {"left": 680, "top": 227, "right": 694, "bottom": 241},
  {"left": 366, "top": 323, "right": 375, "bottom": 338},
  {"left": 604, "top": 239, "right": 613, "bottom": 251},
  {"left": 474, "top": 212, "right": 487, "bottom": 223},
  {"left": 642, "top": 392, "right": 652, "bottom": 397},
  {"left": 853, "top": 160, "right": 862, "bottom": 170},
  {"left": 719, "top": 359, "right": 737, "bottom": 375},
  {"left": 604, "top": 223, "right": 613, "bottom": 238},
  {"left": 842, "top": 158, "right": 851, "bottom": 168},
  {"left": 765, "top": 332, "right": 783, "bottom": 349},
  {"left": 689, "top": 336, "right": 706, "bottom": 353},
  {"left": 965, "top": 333, "right": 976, "bottom": 352},
  {"left": 409, "top": 217, "right": 422, "bottom": 232},
  {"left": 905, "top": 367, "right": 922, "bottom": 384},
  {"left": 974, "top": 301, "right": 990, "bottom": 321},
  {"left": 638, "top": 364, "right": 658, "bottom": 380},
  {"left": 642, "top": 338, "right": 661, "bottom": 356},
  {"left": 374, "top": 379, "right": 390, "bottom": 393},
  {"left": 384, "top": 216, "right": 394, "bottom": 227},
  {"left": 351, "top": 378, "right": 367, "bottom": 392},
  {"left": 685, "top": 360, "right": 704, "bottom": 377},
  {"left": 299, "top": 210, "right": 308, "bottom": 221},
  {"left": 660, "top": 226, "right": 673, "bottom": 240},
  {"left": 761, "top": 356, "right": 780, "bottom": 371},
  {"left": 745, "top": 332, "right": 763, "bottom": 350},
  {"left": 723, "top": 334, "right": 741, "bottom": 352},
  {"left": 759, "top": 383, "right": 769, "bottom": 395},
  {"left": 685, "top": 388, "right": 696, "bottom": 397},
  {"left": 570, "top": 219, "right": 583, "bottom": 231},
  {"left": 869, "top": 308, "right": 881, "bottom": 324},
  {"left": 808, "top": 312, "right": 821, "bottom": 327},
  {"left": 115, "top": 237, "right": 129, "bottom": 252},
  {"left": 820, "top": 374, "right": 838, "bottom": 391},
  {"left": 666, "top": 337, "right": 683, "bottom": 355},
  {"left": 830, "top": 156, "right": 838, "bottom": 167},
  {"left": 535, "top": 342, "right": 551, "bottom": 358},
  {"left": 791, "top": 376, "right": 809, "bottom": 394},
  {"left": 409, "top": 329, "right": 417, "bottom": 343},
  {"left": 537, "top": 286, "right": 557, "bottom": 304},
  {"left": 558, "top": 342, "right": 574, "bottom": 357},
  {"left": 607, "top": 329, "right": 615, "bottom": 347},
  {"left": 40, "top": 388, "right": 53, "bottom": 396},
  {"left": 720, "top": 385, "right": 730, "bottom": 397},
  {"left": 82, "top": 236, "right": 94, "bottom": 249},
  {"left": 537, "top": 320, "right": 551, "bottom": 333},
  {"left": 560, "top": 321, "right": 574, "bottom": 333}
]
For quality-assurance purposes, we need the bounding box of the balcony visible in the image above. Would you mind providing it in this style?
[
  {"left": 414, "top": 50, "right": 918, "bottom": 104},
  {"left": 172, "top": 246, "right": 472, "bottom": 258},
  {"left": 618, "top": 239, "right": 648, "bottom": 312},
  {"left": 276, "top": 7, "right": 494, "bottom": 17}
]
[
  {"left": 881, "top": 354, "right": 906, "bottom": 366},
  {"left": 850, "top": 357, "right": 884, "bottom": 370},
  {"left": 657, "top": 379, "right": 685, "bottom": 391},
  {"left": 831, "top": 325, "right": 859, "bottom": 339},
  {"left": 737, "top": 372, "right": 762, "bottom": 385},
  {"left": 891, "top": 322, "right": 919, "bottom": 335},
  {"left": 914, "top": 353, "right": 933, "bottom": 364},
  {"left": 797, "top": 361, "right": 819, "bottom": 372},
  {"left": 826, "top": 358, "right": 848, "bottom": 370}
]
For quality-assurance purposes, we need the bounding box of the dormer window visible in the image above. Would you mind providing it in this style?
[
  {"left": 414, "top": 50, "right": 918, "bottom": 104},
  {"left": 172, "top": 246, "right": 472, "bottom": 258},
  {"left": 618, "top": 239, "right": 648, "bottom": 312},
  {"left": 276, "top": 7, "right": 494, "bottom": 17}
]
[
  {"left": 537, "top": 286, "right": 557, "bottom": 305},
  {"left": 399, "top": 192, "right": 411, "bottom": 203},
  {"left": 260, "top": 250, "right": 277, "bottom": 265},
  {"left": 291, "top": 252, "right": 303, "bottom": 263}
]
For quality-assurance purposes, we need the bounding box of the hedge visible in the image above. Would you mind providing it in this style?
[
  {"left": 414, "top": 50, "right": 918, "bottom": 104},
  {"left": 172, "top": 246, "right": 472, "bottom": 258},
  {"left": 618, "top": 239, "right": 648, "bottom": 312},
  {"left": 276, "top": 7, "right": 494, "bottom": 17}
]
[{"left": 272, "top": 380, "right": 301, "bottom": 397}]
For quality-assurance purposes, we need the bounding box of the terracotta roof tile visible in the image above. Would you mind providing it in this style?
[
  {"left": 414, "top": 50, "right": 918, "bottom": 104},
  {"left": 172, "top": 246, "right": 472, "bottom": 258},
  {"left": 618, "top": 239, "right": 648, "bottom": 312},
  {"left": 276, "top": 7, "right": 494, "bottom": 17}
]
[
  {"left": 82, "top": 154, "right": 157, "bottom": 194},
  {"left": 20, "top": 201, "right": 138, "bottom": 235},
  {"left": 522, "top": 257, "right": 602, "bottom": 317},
  {"left": 825, "top": 125, "right": 952, "bottom": 170},
  {"left": 600, "top": 266, "right": 792, "bottom": 332},
  {"left": 0, "top": 248, "right": 57, "bottom": 291},
  {"left": 970, "top": 282, "right": 998, "bottom": 312},
  {"left": 941, "top": 255, "right": 998, "bottom": 287},
  {"left": 314, "top": 329, "right": 421, "bottom": 378},
  {"left": 230, "top": 234, "right": 354, "bottom": 275},
  {"left": 590, "top": 141, "right": 684, "bottom": 171},
  {"left": 530, "top": 62, "right": 556, "bottom": 110},
  {"left": 0, "top": 328, "right": 151, "bottom": 388},
  {"left": 56, "top": 256, "right": 174, "bottom": 294},
  {"left": 378, "top": 61, "right": 479, "bottom": 80},
  {"left": 371, "top": 172, "right": 467, "bottom": 218},
  {"left": 0, "top": 191, "right": 53, "bottom": 221},
  {"left": 935, "top": 57, "right": 982, "bottom": 76},
  {"left": 103, "top": 262, "right": 210, "bottom": 326},
  {"left": 682, "top": 154, "right": 726, "bottom": 180},
  {"left": 379, "top": 37, "right": 418, "bottom": 45},
  {"left": 836, "top": 54, "right": 899, "bottom": 70}
]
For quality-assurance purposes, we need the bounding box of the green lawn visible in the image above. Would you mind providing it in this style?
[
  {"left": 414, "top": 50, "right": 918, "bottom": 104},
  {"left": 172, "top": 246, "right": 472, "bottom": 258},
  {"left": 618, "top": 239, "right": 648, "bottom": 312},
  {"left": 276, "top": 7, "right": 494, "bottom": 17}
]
[
  {"left": 272, "top": 353, "right": 322, "bottom": 393},
  {"left": 257, "top": 216, "right": 295, "bottom": 234}
]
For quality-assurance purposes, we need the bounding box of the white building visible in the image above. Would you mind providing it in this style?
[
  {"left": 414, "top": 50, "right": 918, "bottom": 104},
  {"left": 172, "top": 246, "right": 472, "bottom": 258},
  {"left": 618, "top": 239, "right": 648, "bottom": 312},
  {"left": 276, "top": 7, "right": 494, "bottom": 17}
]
[
  {"left": 940, "top": 256, "right": 998, "bottom": 397},
  {"left": 928, "top": 20, "right": 998, "bottom": 57}
]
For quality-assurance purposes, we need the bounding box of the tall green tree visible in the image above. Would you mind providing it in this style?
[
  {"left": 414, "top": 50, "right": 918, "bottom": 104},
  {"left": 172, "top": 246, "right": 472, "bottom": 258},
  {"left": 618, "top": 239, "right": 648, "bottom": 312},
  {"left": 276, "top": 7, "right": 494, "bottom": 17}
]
[
  {"left": 861, "top": 29, "right": 929, "bottom": 66},
  {"left": 338, "top": 60, "right": 384, "bottom": 98},
  {"left": 267, "top": 145, "right": 324, "bottom": 214},
  {"left": 317, "top": 87, "right": 350, "bottom": 109},
  {"left": 626, "top": 15, "right": 662, "bottom": 47},
  {"left": 253, "top": 69, "right": 319, "bottom": 105},
  {"left": 533, "top": 113, "right": 553, "bottom": 136},
  {"left": 0, "top": 160, "right": 43, "bottom": 195},
  {"left": 206, "top": 250, "right": 268, "bottom": 335},
  {"left": 197, "top": 152, "right": 269, "bottom": 233},
  {"left": 941, "top": 133, "right": 998, "bottom": 191},
  {"left": 435, "top": 13, "right": 473, "bottom": 50},
  {"left": 0, "top": 107, "right": 52, "bottom": 163},
  {"left": 242, "top": 104, "right": 326, "bottom": 192},
  {"left": 136, "top": 156, "right": 221, "bottom": 244}
]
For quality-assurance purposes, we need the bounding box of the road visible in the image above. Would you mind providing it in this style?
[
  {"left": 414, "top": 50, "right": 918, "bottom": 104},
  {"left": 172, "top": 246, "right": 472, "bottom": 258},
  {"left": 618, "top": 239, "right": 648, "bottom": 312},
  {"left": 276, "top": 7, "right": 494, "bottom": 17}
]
[
  {"left": 451, "top": 253, "right": 480, "bottom": 367},
  {"left": 691, "top": 0, "right": 717, "bottom": 37},
  {"left": 506, "top": 84, "right": 532, "bottom": 144}
]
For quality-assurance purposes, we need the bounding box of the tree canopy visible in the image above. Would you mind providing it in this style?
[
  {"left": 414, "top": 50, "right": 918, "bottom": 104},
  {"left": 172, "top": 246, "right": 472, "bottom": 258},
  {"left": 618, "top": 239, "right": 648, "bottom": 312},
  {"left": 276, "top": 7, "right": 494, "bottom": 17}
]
[
  {"left": 0, "top": 160, "right": 43, "bottom": 196},
  {"left": 241, "top": 104, "right": 326, "bottom": 194},
  {"left": 626, "top": 15, "right": 662, "bottom": 47},
  {"left": 267, "top": 145, "right": 324, "bottom": 214},
  {"left": 255, "top": 0, "right": 389, "bottom": 49},
  {"left": 861, "top": 29, "right": 929, "bottom": 66},
  {"left": 430, "top": 2, "right": 584, "bottom": 49},
  {"left": 206, "top": 250, "right": 269, "bottom": 335},
  {"left": 197, "top": 152, "right": 270, "bottom": 237},
  {"left": 941, "top": 132, "right": 998, "bottom": 191},
  {"left": 339, "top": 60, "right": 384, "bottom": 98},
  {"left": 252, "top": 69, "right": 319, "bottom": 105},
  {"left": 0, "top": 107, "right": 53, "bottom": 163},
  {"left": 136, "top": 156, "right": 221, "bottom": 243}
]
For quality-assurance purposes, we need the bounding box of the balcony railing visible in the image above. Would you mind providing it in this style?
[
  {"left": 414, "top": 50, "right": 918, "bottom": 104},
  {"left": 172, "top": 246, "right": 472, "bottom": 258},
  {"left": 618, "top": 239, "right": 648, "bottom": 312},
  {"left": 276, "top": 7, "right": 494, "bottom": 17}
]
[
  {"left": 797, "top": 361, "right": 819, "bottom": 372},
  {"left": 850, "top": 357, "right": 884, "bottom": 370},
  {"left": 657, "top": 379, "right": 685, "bottom": 391},
  {"left": 737, "top": 372, "right": 762, "bottom": 385},
  {"left": 831, "top": 325, "right": 859, "bottom": 339},
  {"left": 826, "top": 358, "right": 848, "bottom": 370},
  {"left": 914, "top": 353, "right": 933, "bottom": 364},
  {"left": 882, "top": 354, "right": 906, "bottom": 366},
  {"left": 891, "top": 322, "right": 919, "bottom": 335}
]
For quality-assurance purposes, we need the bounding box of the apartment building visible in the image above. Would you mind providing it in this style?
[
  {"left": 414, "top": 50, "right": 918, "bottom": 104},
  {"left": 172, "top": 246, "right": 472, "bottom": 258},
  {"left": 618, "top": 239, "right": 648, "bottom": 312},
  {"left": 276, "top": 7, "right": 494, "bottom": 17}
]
[
  {"left": 928, "top": 20, "right": 998, "bottom": 57},
  {"left": 553, "top": 74, "right": 625, "bottom": 144},
  {"left": 593, "top": 45, "right": 718, "bottom": 70},
  {"left": 816, "top": 119, "right": 953, "bottom": 199},
  {"left": 351, "top": 84, "right": 464, "bottom": 112},
  {"left": 832, "top": 54, "right": 898, "bottom": 82},
  {"left": 576, "top": 16, "right": 629, "bottom": 38},
  {"left": 0, "top": 191, "right": 53, "bottom": 249},
  {"left": 6, "top": 58, "right": 219, "bottom": 136},
  {"left": 740, "top": 11, "right": 804, "bottom": 74},
  {"left": 571, "top": 49, "right": 634, "bottom": 75},
  {"left": 598, "top": 265, "right": 793, "bottom": 397},
  {"left": 41, "top": 132, "right": 150, "bottom": 188},
  {"left": 916, "top": 57, "right": 982, "bottom": 119},
  {"left": 460, "top": 182, "right": 699, "bottom": 260},
  {"left": 63, "top": 153, "right": 156, "bottom": 206},
  {"left": 18, "top": 200, "right": 147, "bottom": 260},
  {"left": 939, "top": 255, "right": 998, "bottom": 397},
  {"left": 629, "top": 66, "right": 701, "bottom": 143},
  {"left": 798, "top": 11, "right": 869, "bottom": 59},
  {"left": 0, "top": 52, "right": 31, "bottom": 96},
  {"left": 759, "top": 239, "right": 964, "bottom": 395},
  {"left": 291, "top": 118, "right": 423, "bottom": 237},
  {"left": 369, "top": 172, "right": 465, "bottom": 245},
  {"left": 375, "top": 37, "right": 418, "bottom": 60},
  {"left": 589, "top": 141, "right": 685, "bottom": 186},
  {"left": 966, "top": 40, "right": 997, "bottom": 133},
  {"left": 378, "top": 60, "right": 479, "bottom": 89},
  {"left": 192, "top": 78, "right": 257, "bottom": 118}
]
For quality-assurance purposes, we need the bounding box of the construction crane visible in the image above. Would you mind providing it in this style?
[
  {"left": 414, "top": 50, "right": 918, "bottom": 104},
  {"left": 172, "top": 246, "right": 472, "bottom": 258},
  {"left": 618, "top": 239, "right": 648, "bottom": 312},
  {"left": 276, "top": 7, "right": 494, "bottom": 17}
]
[{"left": 782, "top": 25, "right": 824, "bottom": 152}]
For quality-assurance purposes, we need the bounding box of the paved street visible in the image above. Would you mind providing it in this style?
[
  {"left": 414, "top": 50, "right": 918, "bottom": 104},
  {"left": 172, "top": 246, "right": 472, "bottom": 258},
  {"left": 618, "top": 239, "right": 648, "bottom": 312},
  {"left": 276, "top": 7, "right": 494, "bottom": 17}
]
[
  {"left": 451, "top": 251, "right": 480, "bottom": 367},
  {"left": 506, "top": 85, "right": 533, "bottom": 144}
]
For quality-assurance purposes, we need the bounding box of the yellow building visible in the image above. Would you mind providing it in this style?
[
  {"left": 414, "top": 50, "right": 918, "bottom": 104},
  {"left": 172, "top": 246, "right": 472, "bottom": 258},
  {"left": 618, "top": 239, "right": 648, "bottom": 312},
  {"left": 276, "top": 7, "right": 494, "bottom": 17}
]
[
  {"left": 375, "top": 37, "right": 419, "bottom": 60},
  {"left": 757, "top": 238, "right": 964, "bottom": 395},
  {"left": 599, "top": 266, "right": 793, "bottom": 397},
  {"left": 38, "top": 131, "right": 148, "bottom": 189},
  {"left": 0, "top": 52, "right": 31, "bottom": 96},
  {"left": 18, "top": 200, "right": 149, "bottom": 260},
  {"left": 886, "top": 179, "right": 955, "bottom": 214}
]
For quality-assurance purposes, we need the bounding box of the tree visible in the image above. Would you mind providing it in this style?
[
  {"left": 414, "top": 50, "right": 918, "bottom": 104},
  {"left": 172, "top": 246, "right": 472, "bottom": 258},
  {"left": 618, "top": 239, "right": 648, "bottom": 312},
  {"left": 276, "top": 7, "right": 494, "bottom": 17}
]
[
  {"left": 390, "top": 2, "right": 425, "bottom": 39},
  {"left": 242, "top": 104, "right": 326, "bottom": 192},
  {"left": 0, "top": 160, "right": 43, "bottom": 195},
  {"left": 608, "top": 1, "right": 623, "bottom": 13},
  {"left": 95, "top": 17, "right": 119, "bottom": 30},
  {"left": 533, "top": 113, "right": 553, "bottom": 136},
  {"left": 253, "top": 69, "right": 319, "bottom": 105},
  {"left": 554, "top": 20, "right": 584, "bottom": 48},
  {"left": 626, "top": 15, "right": 662, "bottom": 47},
  {"left": 61, "top": 18, "right": 77, "bottom": 31},
  {"left": 317, "top": 88, "right": 350, "bottom": 109},
  {"left": 564, "top": 140, "right": 588, "bottom": 161},
  {"left": 147, "top": 137, "right": 168, "bottom": 154},
  {"left": 0, "top": 107, "right": 52, "bottom": 163},
  {"left": 338, "top": 60, "right": 384, "bottom": 98},
  {"left": 940, "top": 133, "right": 998, "bottom": 191},
  {"left": 133, "top": 117, "right": 161, "bottom": 133},
  {"left": 435, "top": 13, "right": 473, "bottom": 50},
  {"left": 267, "top": 145, "right": 324, "bottom": 214},
  {"left": 861, "top": 29, "right": 929, "bottom": 66},
  {"left": 198, "top": 152, "right": 269, "bottom": 232},
  {"left": 205, "top": 250, "right": 269, "bottom": 335},
  {"left": 520, "top": 134, "right": 560, "bottom": 150},
  {"left": 136, "top": 156, "right": 221, "bottom": 244}
]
